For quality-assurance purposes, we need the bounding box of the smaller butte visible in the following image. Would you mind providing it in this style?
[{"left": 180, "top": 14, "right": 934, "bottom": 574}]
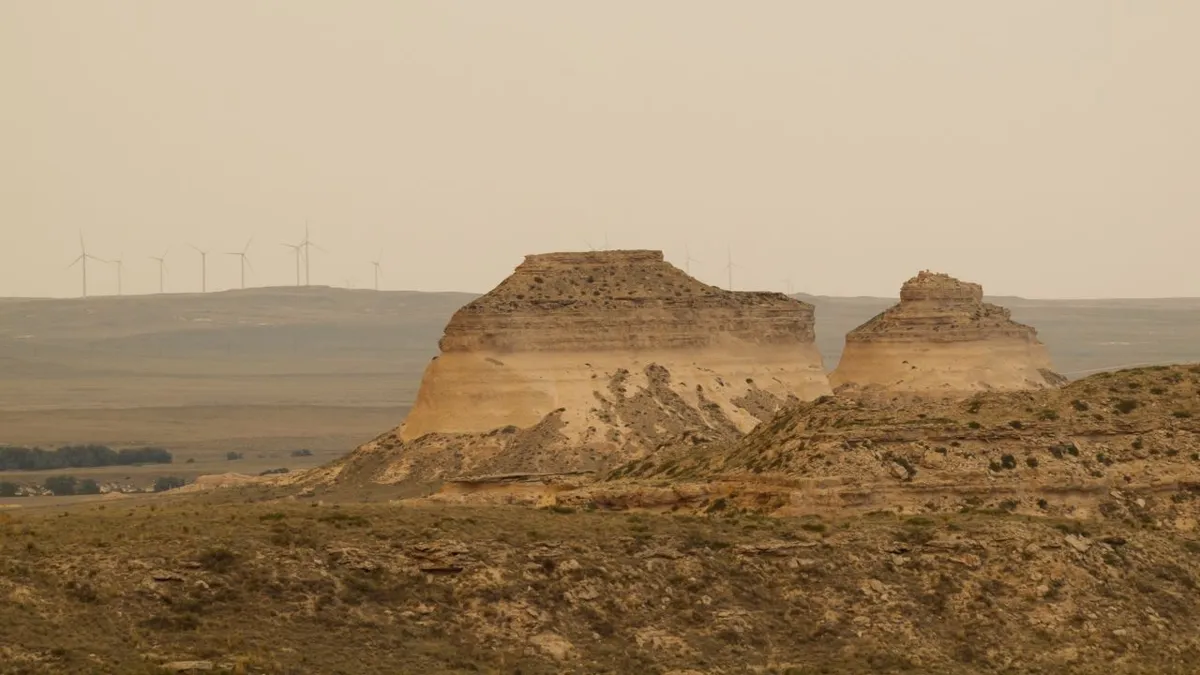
[{"left": 830, "top": 271, "right": 1066, "bottom": 394}]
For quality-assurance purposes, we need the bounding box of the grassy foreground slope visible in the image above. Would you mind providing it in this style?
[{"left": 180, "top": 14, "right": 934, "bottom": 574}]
[{"left": 4, "top": 496, "right": 1200, "bottom": 674}]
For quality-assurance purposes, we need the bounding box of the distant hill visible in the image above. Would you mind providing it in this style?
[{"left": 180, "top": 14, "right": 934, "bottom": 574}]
[
  {"left": 1, "top": 286, "right": 1198, "bottom": 412},
  {"left": 0, "top": 287, "right": 474, "bottom": 410}
]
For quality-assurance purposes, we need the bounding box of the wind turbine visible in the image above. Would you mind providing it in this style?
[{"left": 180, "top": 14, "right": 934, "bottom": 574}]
[
  {"left": 725, "top": 246, "right": 742, "bottom": 292},
  {"left": 149, "top": 250, "right": 168, "bottom": 294},
  {"left": 299, "top": 223, "right": 326, "bottom": 286},
  {"left": 107, "top": 254, "right": 126, "bottom": 296},
  {"left": 189, "top": 245, "right": 209, "bottom": 293},
  {"left": 370, "top": 256, "right": 382, "bottom": 291},
  {"left": 67, "top": 233, "right": 104, "bottom": 298},
  {"left": 281, "top": 242, "right": 302, "bottom": 286},
  {"left": 226, "top": 238, "right": 253, "bottom": 289}
]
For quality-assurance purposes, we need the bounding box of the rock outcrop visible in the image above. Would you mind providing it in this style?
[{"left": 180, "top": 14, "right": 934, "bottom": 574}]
[
  {"left": 611, "top": 364, "right": 1200, "bottom": 519},
  {"left": 830, "top": 271, "right": 1065, "bottom": 393},
  {"left": 321, "top": 250, "right": 831, "bottom": 485}
]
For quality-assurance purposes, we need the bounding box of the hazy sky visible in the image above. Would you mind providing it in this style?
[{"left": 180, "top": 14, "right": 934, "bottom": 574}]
[{"left": 3, "top": 2, "right": 1198, "bottom": 299}]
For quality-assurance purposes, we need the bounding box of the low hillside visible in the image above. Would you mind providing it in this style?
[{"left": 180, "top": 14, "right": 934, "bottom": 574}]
[
  {"left": 5, "top": 497, "right": 1200, "bottom": 673},
  {"left": 616, "top": 365, "right": 1200, "bottom": 518},
  {"left": 0, "top": 287, "right": 474, "bottom": 410}
]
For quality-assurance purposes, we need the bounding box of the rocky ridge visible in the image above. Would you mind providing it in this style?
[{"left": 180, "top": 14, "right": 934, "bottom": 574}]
[
  {"left": 312, "top": 250, "right": 831, "bottom": 486},
  {"left": 605, "top": 365, "right": 1200, "bottom": 521},
  {"left": 831, "top": 271, "right": 1065, "bottom": 393}
]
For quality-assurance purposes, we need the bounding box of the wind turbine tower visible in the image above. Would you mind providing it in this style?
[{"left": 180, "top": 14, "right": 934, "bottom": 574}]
[
  {"left": 109, "top": 255, "right": 125, "bottom": 296},
  {"left": 299, "top": 224, "right": 325, "bottom": 286},
  {"left": 282, "top": 242, "right": 302, "bottom": 286},
  {"left": 68, "top": 233, "right": 104, "bottom": 298},
  {"left": 149, "top": 251, "right": 168, "bottom": 294},
  {"left": 371, "top": 258, "right": 382, "bottom": 291},
  {"left": 226, "top": 238, "right": 253, "bottom": 289},
  {"left": 190, "top": 245, "right": 209, "bottom": 293}
]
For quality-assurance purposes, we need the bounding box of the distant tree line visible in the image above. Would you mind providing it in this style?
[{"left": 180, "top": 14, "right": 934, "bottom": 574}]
[
  {"left": 0, "top": 444, "right": 173, "bottom": 471},
  {"left": 1, "top": 474, "right": 188, "bottom": 497}
]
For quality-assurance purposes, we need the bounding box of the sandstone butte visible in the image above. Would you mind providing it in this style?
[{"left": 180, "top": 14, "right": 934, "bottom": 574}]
[
  {"left": 319, "top": 250, "right": 831, "bottom": 484},
  {"left": 830, "top": 270, "right": 1067, "bottom": 394}
]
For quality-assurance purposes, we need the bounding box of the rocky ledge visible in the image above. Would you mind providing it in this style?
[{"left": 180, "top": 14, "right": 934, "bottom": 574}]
[{"left": 440, "top": 250, "right": 816, "bottom": 352}]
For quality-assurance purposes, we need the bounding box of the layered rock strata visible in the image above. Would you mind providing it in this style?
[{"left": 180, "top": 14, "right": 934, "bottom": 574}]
[
  {"left": 319, "top": 250, "right": 831, "bottom": 485},
  {"left": 830, "top": 271, "right": 1065, "bottom": 393},
  {"left": 605, "top": 364, "right": 1200, "bottom": 520}
]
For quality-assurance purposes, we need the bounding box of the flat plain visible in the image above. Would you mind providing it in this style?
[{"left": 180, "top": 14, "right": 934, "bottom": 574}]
[{"left": 1, "top": 286, "right": 1198, "bottom": 489}]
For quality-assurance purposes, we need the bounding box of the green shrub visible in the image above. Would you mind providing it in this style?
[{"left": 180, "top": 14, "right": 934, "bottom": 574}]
[
  {"left": 1173, "top": 411, "right": 1193, "bottom": 419},
  {"left": 290, "top": 449, "right": 314, "bottom": 457},
  {"left": 197, "top": 547, "right": 238, "bottom": 573},
  {"left": 1114, "top": 399, "right": 1139, "bottom": 414},
  {"left": 1000, "top": 454, "right": 1017, "bottom": 470},
  {"left": 0, "top": 481, "right": 19, "bottom": 497},
  {"left": 44, "top": 475, "right": 78, "bottom": 496},
  {"left": 1071, "top": 400, "right": 1090, "bottom": 412},
  {"left": 1026, "top": 456, "right": 1039, "bottom": 469},
  {"left": 153, "top": 476, "right": 186, "bottom": 492},
  {"left": 77, "top": 479, "right": 101, "bottom": 495},
  {"left": 1038, "top": 409, "right": 1060, "bottom": 421},
  {"left": 226, "top": 451, "right": 244, "bottom": 461}
]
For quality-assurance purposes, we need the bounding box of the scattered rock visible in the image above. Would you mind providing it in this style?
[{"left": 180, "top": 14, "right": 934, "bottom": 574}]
[
  {"left": 162, "top": 662, "right": 214, "bottom": 673},
  {"left": 1065, "top": 535, "right": 1092, "bottom": 554},
  {"left": 529, "top": 633, "right": 575, "bottom": 662}
]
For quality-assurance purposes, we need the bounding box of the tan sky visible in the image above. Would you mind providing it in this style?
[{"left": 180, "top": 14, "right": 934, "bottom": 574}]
[{"left": 2, "top": 2, "right": 1197, "bottom": 299}]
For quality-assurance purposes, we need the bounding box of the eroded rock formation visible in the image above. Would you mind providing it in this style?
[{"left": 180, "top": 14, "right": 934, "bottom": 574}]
[
  {"left": 606, "top": 364, "right": 1200, "bottom": 519},
  {"left": 830, "top": 271, "right": 1065, "bottom": 393},
  {"left": 322, "top": 250, "right": 831, "bottom": 484}
]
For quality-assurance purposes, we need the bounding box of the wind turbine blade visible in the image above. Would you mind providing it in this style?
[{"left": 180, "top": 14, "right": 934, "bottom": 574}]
[
  {"left": 67, "top": 255, "right": 83, "bottom": 268},
  {"left": 243, "top": 237, "right": 253, "bottom": 254}
]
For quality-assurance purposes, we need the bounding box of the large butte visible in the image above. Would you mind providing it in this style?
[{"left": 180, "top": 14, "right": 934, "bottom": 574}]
[
  {"left": 830, "top": 271, "right": 1066, "bottom": 393},
  {"left": 402, "top": 250, "right": 832, "bottom": 442}
]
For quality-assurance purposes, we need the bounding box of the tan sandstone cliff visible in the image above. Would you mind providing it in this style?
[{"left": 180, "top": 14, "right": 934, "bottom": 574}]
[
  {"left": 319, "top": 250, "right": 831, "bottom": 484},
  {"left": 830, "top": 271, "right": 1065, "bottom": 393}
]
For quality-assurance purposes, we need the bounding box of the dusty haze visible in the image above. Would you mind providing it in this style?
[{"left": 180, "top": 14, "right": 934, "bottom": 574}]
[{"left": 2, "top": 2, "right": 1198, "bottom": 298}]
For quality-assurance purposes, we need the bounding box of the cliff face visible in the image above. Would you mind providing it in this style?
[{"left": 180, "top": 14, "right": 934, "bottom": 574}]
[
  {"left": 830, "top": 271, "right": 1065, "bottom": 393},
  {"left": 439, "top": 250, "right": 815, "bottom": 352},
  {"left": 323, "top": 250, "right": 831, "bottom": 485}
]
